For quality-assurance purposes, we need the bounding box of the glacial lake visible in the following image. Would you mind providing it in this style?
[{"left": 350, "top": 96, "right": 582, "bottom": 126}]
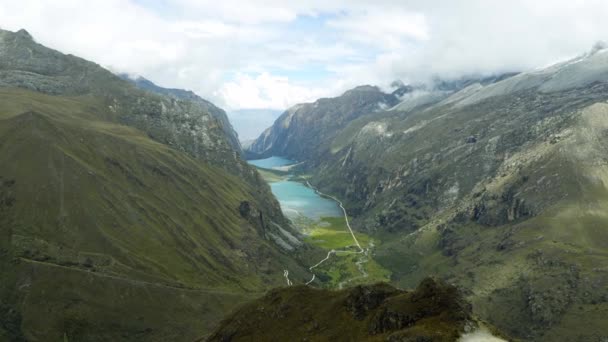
[
  {"left": 248, "top": 156, "right": 295, "bottom": 170},
  {"left": 247, "top": 157, "right": 342, "bottom": 220}
]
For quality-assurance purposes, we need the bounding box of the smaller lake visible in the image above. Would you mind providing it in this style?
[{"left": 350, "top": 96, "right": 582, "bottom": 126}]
[
  {"left": 271, "top": 181, "right": 343, "bottom": 220},
  {"left": 248, "top": 157, "right": 343, "bottom": 220},
  {"left": 248, "top": 156, "right": 294, "bottom": 169}
]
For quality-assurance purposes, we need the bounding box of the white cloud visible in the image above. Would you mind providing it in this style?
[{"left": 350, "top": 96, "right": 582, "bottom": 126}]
[
  {"left": 3, "top": 0, "right": 608, "bottom": 138},
  {"left": 328, "top": 9, "right": 429, "bottom": 49},
  {"left": 217, "top": 72, "right": 330, "bottom": 110}
]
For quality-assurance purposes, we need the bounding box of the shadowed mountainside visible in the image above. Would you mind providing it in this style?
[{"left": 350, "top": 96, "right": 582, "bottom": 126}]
[{"left": 208, "top": 278, "right": 508, "bottom": 342}]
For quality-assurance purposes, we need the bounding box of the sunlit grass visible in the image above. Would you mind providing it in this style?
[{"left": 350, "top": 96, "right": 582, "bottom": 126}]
[
  {"left": 303, "top": 216, "right": 371, "bottom": 250},
  {"left": 300, "top": 216, "right": 391, "bottom": 287}
]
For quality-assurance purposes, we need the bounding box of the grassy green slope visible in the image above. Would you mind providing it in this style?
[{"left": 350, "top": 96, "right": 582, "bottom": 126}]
[{"left": 0, "top": 88, "right": 306, "bottom": 341}]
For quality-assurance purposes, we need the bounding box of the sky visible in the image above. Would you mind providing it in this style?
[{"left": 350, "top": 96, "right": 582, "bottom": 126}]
[{"left": 2, "top": 1, "right": 608, "bottom": 139}]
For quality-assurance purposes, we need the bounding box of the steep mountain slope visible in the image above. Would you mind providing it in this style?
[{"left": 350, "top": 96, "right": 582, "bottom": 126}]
[
  {"left": 208, "top": 278, "right": 508, "bottom": 342},
  {"left": 0, "top": 29, "right": 242, "bottom": 177},
  {"left": 0, "top": 29, "right": 310, "bottom": 340},
  {"left": 120, "top": 74, "right": 242, "bottom": 153},
  {"left": 248, "top": 47, "right": 608, "bottom": 341},
  {"left": 247, "top": 85, "right": 402, "bottom": 160},
  {"left": 0, "top": 27, "right": 292, "bottom": 241}
]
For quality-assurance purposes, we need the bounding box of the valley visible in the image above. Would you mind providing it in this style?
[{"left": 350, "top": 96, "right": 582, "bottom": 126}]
[
  {"left": 248, "top": 157, "right": 391, "bottom": 289},
  {"left": 246, "top": 48, "right": 608, "bottom": 341},
  {"left": 0, "top": 28, "right": 312, "bottom": 341},
  {"left": 2, "top": 3, "right": 608, "bottom": 339}
]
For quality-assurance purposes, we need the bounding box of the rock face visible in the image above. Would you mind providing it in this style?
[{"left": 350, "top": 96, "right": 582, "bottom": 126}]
[
  {"left": 208, "top": 278, "right": 497, "bottom": 342},
  {"left": 248, "top": 46, "right": 608, "bottom": 341},
  {"left": 246, "top": 85, "right": 403, "bottom": 161},
  {"left": 0, "top": 27, "right": 291, "bottom": 233},
  {"left": 120, "top": 74, "right": 242, "bottom": 154},
  {"left": 0, "top": 29, "right": 239, "bottom": 175},
  {"left": 0, "top": 29, "right": 308, "bottom": 341}
]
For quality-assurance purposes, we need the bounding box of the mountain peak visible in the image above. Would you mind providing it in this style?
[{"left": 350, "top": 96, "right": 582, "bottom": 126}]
[
  {"left": 345, "top": 85, "right": 380, "bottom": 93},
  {"left": 15, "top": 28, "right": 33, "bottom": 40},
  {"left": 589, "top": 40, "right": 608, "bottom": 56}
]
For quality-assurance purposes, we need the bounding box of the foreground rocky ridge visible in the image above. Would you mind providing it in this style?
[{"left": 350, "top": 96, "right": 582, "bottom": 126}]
[
  {"left": 208, "top": 278, "right": 507, "bottom": 342},
  {"left": 248, "top": 46, "right": 608, "bottom": 341}
]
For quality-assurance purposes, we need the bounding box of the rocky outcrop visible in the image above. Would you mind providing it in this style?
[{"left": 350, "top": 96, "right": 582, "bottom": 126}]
[
  {"left": 208, "top": 278, "right": 499, "bottom": 342},
  {"left": 246, "top": 85, "right": 401, "bottom": 161},
  {"left": 120, "top": 74, "right": 242, "bottom": 154}
]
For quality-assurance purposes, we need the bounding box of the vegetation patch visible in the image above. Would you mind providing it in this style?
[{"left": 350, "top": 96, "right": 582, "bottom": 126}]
[{"left": 298, "top": 216, "right": 391, "bottom": 288}]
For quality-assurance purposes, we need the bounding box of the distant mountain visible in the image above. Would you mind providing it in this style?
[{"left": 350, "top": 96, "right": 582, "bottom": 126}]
[
  {"left": 246, "top": 85, "right": 401, "bottom": 161},
  {"left": 0, "top": 28, "right": 310, "bottom": 340},
  {"left": 247, "top": 47, "right": 608, "bottom": 341}
]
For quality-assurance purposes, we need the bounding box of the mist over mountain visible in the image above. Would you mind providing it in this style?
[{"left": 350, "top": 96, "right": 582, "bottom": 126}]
[
  {"left": 227, "top": 108, "right": 285, "bottom": 142},
  {"left": 3, "top": 2, "right": 608, "bottom": 342}
]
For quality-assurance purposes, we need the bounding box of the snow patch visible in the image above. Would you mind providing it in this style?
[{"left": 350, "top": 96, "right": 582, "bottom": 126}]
[
  {"left": 440, "top": 83, "right": 484, "bottom": 106},
  {"left": 377, "top": 101, "right": 389, "bottom": 111},
  {"left": 459, "top": 328, "right": 507, "bottom": 342},
  {"left": 403, "top": 120, "right": 429, "bottom": 135},
  {"left": 458, "top": 329, "right": 507, "bottom": 342},
  {"left": 451, "top": 42, "right": 608, "bottom": 107},
  {"left": 390, "top": 90, "right": 448, "bottom": 112},
  {"left": 361, "top": 121, "right": 393, "bottom": 137},
  {"left": 446, "top": 182, "right": 459, "bottom": 196}
]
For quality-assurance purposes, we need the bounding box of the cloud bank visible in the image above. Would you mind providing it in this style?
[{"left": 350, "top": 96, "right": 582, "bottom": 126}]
[{"left": 2, "top": 0, "right": 608, "bottom": 113}]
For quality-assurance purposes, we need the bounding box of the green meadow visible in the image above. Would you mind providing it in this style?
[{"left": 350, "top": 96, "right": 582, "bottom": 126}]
[{"left": 302, "top": 216, "right": 391, "bottom": 288}]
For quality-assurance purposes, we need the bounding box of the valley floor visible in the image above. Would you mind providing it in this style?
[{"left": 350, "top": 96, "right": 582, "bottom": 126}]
[{"left": 253, "top": 162, "right": 391, "bottom": 289}]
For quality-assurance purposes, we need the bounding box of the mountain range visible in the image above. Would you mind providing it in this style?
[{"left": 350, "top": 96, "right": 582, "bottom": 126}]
[
  {"left": 247, "top": 45, "right": 608, "bottom": 341},
  {"left": 2, "top": 25, "right": 608, "bottom": 342}
]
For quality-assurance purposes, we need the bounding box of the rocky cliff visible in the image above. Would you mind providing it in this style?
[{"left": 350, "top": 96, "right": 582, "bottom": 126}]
[
  {"left": 120, "top": 74, "right": 242, "bottom": 154},
  {"left": 208, "top": 278, "right": 507, "bottom": 342},
  {"left": 246, "top": 85, "right": 403, "bottom": 161}
]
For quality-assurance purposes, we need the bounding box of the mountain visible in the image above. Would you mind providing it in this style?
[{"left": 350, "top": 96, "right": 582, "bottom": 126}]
[
  {"left": 208, "top": 278, "right": 508, "bottom": 342},
  {"left": 119, "top": 74, "right": 242, "bottom": 153},
  {"left": 246, "top": 85, "right": 402, "bottom": 161},
  {"left": 0, "top": 28, "right": 311, "bottom": 340},
  {"left": 247, "top": 47, "right": 608, "bottom": 341}
]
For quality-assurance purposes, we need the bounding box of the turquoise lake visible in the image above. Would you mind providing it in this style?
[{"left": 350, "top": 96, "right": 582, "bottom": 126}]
[
  {"left": 247, "top": 157, "right": 342, "bottom": 220},
  {"left": 248, "top": 156, "right": 295, "bottom": 169}
]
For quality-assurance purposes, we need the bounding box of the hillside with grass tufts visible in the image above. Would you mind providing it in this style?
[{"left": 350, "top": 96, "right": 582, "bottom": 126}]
[{"left": 0, "top": 28, "right": 313, "bottom": 341}]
